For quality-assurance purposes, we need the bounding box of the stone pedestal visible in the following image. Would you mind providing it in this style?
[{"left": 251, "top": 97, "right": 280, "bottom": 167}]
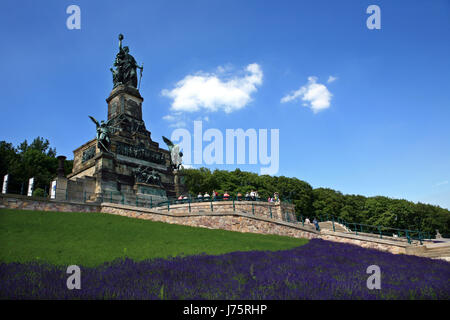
[
  {"left": 67, "top": 84, "right": 181, "bottom": 203},
  {"left": 107, "top": 85, "right": 143, "bottom": 121},
  {"left": 57, "top": 156, "right": 66, "bottom": 177},
  {"left": 54, "top": 176, "right": 68, "bottom": 201}
]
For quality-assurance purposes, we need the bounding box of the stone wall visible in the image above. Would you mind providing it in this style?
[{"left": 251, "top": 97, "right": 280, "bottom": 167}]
[
  {"left": 102, "top": 203, "right": 441, "bottom": 256},
  {"left": 69, "top": 163, "right": 96, "bottom": 181},
  {"left": 100, "top": 203, "right": 440, "bottom": 257},
  {"left": 0, "top": 194, "right": 100, "bottom": 213},
  {"left": 70, "top": 138, "right": 97, "bottom": 176},
  {"left": 101, "top": 202, "right": 318, "bottom": 240},
  {"left": 155, "top": 200, "right": 296, "bottom": 222}
]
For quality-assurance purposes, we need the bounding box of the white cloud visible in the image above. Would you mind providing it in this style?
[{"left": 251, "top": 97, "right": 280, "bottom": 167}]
[
  {"left": 327, "top": 75, "right": 338, "bottom": 83},
  {"left": 162, "top": 114, "right": 175, "bottom": 121},
  {"left": 168, "top": 120, "right": 187, "bottom": 128},
  {"left": 435, "top": 180, "right": 449, "bottom": 187},
  {"left": 161, "top": 63, "right": 263, "bottom": 114},
  {"left": 281, "top": 76, "right": 332, "bottom": 113},
  {"left": 162, "top": 112, "right": 187, "bottom": 128}
]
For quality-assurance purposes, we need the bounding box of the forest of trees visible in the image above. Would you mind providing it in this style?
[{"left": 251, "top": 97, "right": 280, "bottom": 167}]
[{"left": 1, "top": 137, "right": 449, "bottom": 237}]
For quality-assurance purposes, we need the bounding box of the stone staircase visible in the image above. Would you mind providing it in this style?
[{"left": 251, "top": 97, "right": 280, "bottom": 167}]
[
  {"left": 317, "top": 219, "right": 450, "bottom": 260},
  {"left": 406, "top": 242, "right": 450, "bottom": 261},
  {"left": 318, "top": 221, "right": 350, "bottom": 233},
  {"left": 318, "top": 221, "right": 426, "bottom": 245}
]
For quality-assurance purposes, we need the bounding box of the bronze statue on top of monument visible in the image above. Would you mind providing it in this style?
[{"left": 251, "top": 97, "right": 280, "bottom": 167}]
[{"left": 110, "top": 34, "right": 144, "bottom": 89}]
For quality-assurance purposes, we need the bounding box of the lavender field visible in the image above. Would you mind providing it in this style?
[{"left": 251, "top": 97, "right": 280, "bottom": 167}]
[{"left": 1, "top": 239, "right": 449, "bottom": 299}]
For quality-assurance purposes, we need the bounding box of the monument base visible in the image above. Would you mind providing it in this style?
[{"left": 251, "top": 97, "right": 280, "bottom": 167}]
[{"left": 65, "top": 84, "right": 183, "bottom": 204}]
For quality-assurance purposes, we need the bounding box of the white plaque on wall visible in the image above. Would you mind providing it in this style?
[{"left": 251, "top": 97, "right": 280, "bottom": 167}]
[
  {"left": 50, "top": 180, "right": 57, "bottom": 199},
  {"left": 2, "top": 174, "right": 8, "bottom": 194},
  {"left": 27, "top": 177, "right": 34, "bottom": 197}
]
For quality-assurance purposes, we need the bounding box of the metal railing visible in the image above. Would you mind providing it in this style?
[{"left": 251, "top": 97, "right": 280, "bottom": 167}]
[
  {"left": 151, "top": 195, "right": 291, "bottom": 217},
  {"left": 152, "top": 195, "right": 285, "bottom": 207},
  {"left": 312, "top": 214, "right": 431, "bottom": 244}
]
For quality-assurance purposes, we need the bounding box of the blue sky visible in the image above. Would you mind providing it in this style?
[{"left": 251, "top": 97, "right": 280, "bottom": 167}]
[{"left": 0, "top": 0, "right": 449, "bottom": 209}]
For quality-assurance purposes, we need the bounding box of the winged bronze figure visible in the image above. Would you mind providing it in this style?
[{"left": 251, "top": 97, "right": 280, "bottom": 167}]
[
  {"left": 89, "top": 116, "right": 115, "bottom": 152},
  {"left": 162, "top": 136, "right": 183, "bottom": 170}
]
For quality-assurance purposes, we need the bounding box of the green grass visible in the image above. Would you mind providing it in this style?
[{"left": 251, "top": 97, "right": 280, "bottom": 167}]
[{"left": 0, "top": 209, "right": 308, "bottom": 267}]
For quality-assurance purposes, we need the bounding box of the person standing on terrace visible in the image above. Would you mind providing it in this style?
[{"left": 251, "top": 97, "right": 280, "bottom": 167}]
[
  {"left": 223, "top": 191, "right": 230, "bottom": 200},
  {"left": 274, "top": 192, "right": 280, "bottom": 203},
  {"left": 204, "top": 192, "right": 210, "bottom": 201},
  {"left": 313, "top": 218, "right": 319, "bottom": 231},
  {"left": 197, "top": 192, "right": 203, "bottom": 200}
]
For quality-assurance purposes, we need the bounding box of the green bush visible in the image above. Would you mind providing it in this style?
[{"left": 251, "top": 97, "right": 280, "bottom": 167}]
[{"left": 32, "top": 188, "right": 45, "bottom": 198}]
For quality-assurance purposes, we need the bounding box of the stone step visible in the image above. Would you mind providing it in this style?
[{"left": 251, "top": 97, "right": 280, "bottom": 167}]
[
  {"left": 318, "top": 221, "right": 348, "bottom": 232},
  {"left": 420, "top": 252, "right": 450, "bottom": 258}
]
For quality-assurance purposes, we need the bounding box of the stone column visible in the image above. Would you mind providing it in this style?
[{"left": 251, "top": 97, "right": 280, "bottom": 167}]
[
  {"left": 57, "top": 156, "right": 66, "bottom": 177},
  {"left": 174, "top": 169, "right": 180, "bottom": 197},
  {"left": 275, "top": 202, "right": 283, "bottom": 220},
  {"left": 54, "top": 155, "right": 68, "bottom": 201}
]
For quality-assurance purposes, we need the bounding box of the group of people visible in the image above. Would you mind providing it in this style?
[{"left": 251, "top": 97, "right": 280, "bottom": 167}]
[
  {"left": 193, "top": 190, "right": 265, "bottom": 201},
  {"left": 233, "top": 190, "right": 261, "bottom": 201},
  {"left": 197, "top": 190, "right": 231, "bottom": 201},
  {"left": 304, "top": 217, "right": 320, "bottom": 231},
  {"left": 248, "top": 190, "right": 259, "bottom": 200},
  {"left": 267, "top": 192, "right": 280, "bottom": 203},
  {"left": 176, "top": 190, "right": 290, "bottom": 203}
]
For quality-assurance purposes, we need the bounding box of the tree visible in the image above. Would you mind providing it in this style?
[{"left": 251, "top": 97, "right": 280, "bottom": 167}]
[
  {"left": 0, "top": 137, "right": 72, "bottom": 195},
  {"left": 0, "top": 141, "right": 18, "bottom": 177}
]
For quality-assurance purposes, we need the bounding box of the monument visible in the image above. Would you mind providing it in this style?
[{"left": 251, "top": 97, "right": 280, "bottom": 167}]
[{"left": 55, "top": 34, "right": 185, "bottom": 204}]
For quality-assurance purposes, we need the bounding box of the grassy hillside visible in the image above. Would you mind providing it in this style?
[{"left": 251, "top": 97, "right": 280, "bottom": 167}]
[{"left": 0, "top": 209, "right": 308, "bottom": 267}]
